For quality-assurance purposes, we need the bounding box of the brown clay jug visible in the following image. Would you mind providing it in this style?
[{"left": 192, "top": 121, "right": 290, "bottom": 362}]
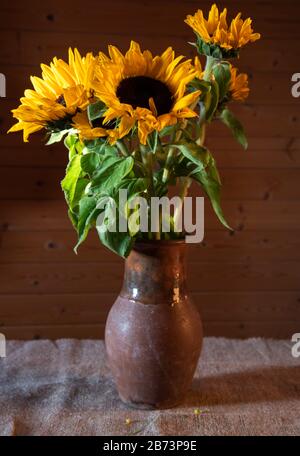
[{"left": 105, "top": 240, "right": 203, "bottom": 409}]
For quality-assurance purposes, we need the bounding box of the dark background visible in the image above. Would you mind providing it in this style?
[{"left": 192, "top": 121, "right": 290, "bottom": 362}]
[{"left": 0, "top": 0, "right": 299, "bottom": 339}]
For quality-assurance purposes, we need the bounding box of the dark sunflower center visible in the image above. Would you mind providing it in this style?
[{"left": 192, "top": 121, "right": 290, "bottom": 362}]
[
  {"left": 56, "top": 95, "right": 66, "bottom": 107},
  {"left": 116, "top": 76, "right": 173, "bottom": 116}
]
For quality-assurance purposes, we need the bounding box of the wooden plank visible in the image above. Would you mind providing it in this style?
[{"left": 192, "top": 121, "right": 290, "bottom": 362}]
[
  {"left": 209, "top": 138, "right": 300, "bottom": 168},
  {"left": 204, "top": 168, "right": 300, "bottom": 201},
  {"left": 2, "top": 200, "right": 300, "bottom": 232},
  {"left": 1, "top": 320, "right": 298, "bottom": 340},
  {"left": 203, "top": 321, "right": 300, "bottom": 339},
  {"left": 2, "top": 40, "right": 299, "bottom": 84},
  {"left": 238, "top": 40, "right": 300, "bottom": 73},
  {"left": 1, "top": 138, "right": 300, "bottom": 169},
  {"left": 3, "top": 62, "right": 298, "bottom": 104},
  {"left": 0, "top": 167, "right": 299, "bottom": 200},
  {"left": 247, "top": 71, "right": 297, "bottom": 105},
  {"left": 0, "top": 127, "right": 45, "bottom": 147},
  {"left": 0, "top": 31, "right": 20, "bottom": 64},
  {"left": 0, "top": 291, "right": 299, "bottom": 326},
  {"left": 0, "top": 0, "right": 299, "bottom": 39},
  {"left": 0, "top": 324, "right": 105, "bottom": 340},
  {"left": 2, "top": 230, "right": 300, "bottom": 264},
  {"left": 0, "top": 145, "right": 68, "bottom": 167},
  {"left": 0, "top": 167, "right": 64, "bottom": 200},
  {"left": 1, "top": 0, "right": 300, "bottom": 342},
  {"left": 0, "top": 260, "right": 299, "bottom": 294},
  {"left": 4, "top": 40, "right": 300, "bottom": 75},
  {"left": 209, "top": 104, "right": 300, "bottom": 137},
  {"left": 3, "top": 98, "right": 300, "bottom": 138}
]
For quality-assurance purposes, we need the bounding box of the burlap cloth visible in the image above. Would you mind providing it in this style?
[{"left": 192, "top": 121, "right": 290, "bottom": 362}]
[{"left": 0, "top": 338, "right": 299, "bottom": 436}]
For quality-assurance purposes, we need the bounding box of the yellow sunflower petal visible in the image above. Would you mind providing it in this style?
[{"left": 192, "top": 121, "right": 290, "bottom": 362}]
[
  {"left": 94, "top": 42, "right": 201, "bottom": 143},
  {"left": 185, "top": 5, "right": 260, "bottom": 51},
  {"left": 118, "top": 114, "right": 136, "bottom": 138},
  {"left": 172, "top": 90, "right": 200, "bottom": 112},
  {"left": 9, "top": 49, "right": 96, "bottom": 142}
]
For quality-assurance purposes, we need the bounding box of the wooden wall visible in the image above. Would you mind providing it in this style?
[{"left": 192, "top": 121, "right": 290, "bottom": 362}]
[{"left": 0, "top": 0, "right": 299, "bottom": 339}]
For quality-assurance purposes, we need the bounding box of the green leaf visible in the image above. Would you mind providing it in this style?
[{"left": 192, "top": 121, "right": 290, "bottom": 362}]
[
  {"left": 64, "top": 134, "right": 78, "bottom": 150},
  {"left": 220, "top": 109, "right": 248, "bottom": 149},
  {"left": 92, "top": 156, "right": 134, "bottom": 193},
  {"left": 81, "top": 152, "right": 102, "bottom": 176},
  {"left": 213, "top": 62, "right": 231, "bottom": 101},
  {"left": 147, "top": 130, "right": 159, "bottom": 153},
  {"left": 172, "top": 140, "right": 210, "bottom": 170},
  {"left": 114, "top": 177, "right": 148, "bottom": 200},
  {"left": 68, "top": 208, "right": 79, "bottom": 230},
  {"left": 87, "top": 101, "right": 106, "bottom": 122},
  {"left": 46, "top": 129, "right": 70, "bottom": 145},
  {"left": 154, "top": 169, "right": 169, "bottom": 197},
  {"left": 191, "top": 156, "right": 231, "bottom": 230},
  {"left": 61, "top": 155, "right": 83, "bottom": 209},
  {"left": 97, "top": 216, "right": 135, "bottom": 258},
  {"left": 212, "top": 47, "right": 223, "bottom": 59},
  {"left": 71, "top": 177, "right": 89, "bottom": 208},
  {"left": 195, "top": 35, "right": 239, "bottom": 59},
  {"left": 102, "top": 143, "right": 119, "bottom": 157},
  {"left": 83, "top": 138, "right": 105, "bottom": 153},
  {"left": 159, "top": 124, "right": 177, "bottom": 138},
  {"left": 189, "top": 78, "right": 211, "bottom": 95},
  {"left": 74, "top": 195, "right": 106, "bottom": 252},
  {"left": 64, "top": 133, "right": 83, "bottom": 159},
  {"left": 83, "top": 140, "right": 119, "bottom": 159},
  {"left": 204, "top": 79, "right": 219, "bottom": 122}
]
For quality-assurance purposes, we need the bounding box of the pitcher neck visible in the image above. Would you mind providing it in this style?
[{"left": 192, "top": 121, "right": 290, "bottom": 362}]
[{"left": 121, "top": 240, "right": 188, "bottom": 304}]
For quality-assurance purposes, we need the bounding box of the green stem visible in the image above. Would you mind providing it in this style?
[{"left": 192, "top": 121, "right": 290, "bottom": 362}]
[
  {"left": 141, "top": 145, "right": 157, "bottom": 240},
  {"left": 162, "top": 147, "right": 175, "bottom": 183},
  {"left": 173, "top": 176, "right": 192, "bottom": 234},
  {"left": 140, "top": 145, "right": 154, "bottom": 196},
  {"left": 116, "top": 140, "right": 129, "bottom": 156},
  {"left": 203, "top": 56, "right": 217, "bottom": 82},
  {"left": 162, "top": 127, "right": 184, "bottom": 184},
  {"left": 197, "top": 123, "right": 207, "bottom": 146}
]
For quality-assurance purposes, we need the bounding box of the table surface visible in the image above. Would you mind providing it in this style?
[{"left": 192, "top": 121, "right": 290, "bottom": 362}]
[{"left": 0, "top": 337, "right": 299, "bottom": 436}]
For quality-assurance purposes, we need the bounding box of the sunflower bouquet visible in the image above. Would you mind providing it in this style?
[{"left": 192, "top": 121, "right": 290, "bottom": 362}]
[{"left": 9, "top": 4, "right": 260, "bottom": 257}]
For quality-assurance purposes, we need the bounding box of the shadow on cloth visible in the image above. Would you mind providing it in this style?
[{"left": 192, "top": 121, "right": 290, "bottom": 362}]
[{"left": 184, "top": 365, "right": 300, "bottom": 407}]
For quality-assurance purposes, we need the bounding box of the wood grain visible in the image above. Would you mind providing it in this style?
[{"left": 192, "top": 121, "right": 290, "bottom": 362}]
[
  {"left": 1, "top": 230, "right": 300, "bottom": 263},
  {"left": 0, "top": 0, "right": 299, "bottom": 339},
  {"left": 1, "top": 292, "right": 299, "bottom": 325},
  {"left": 1, "top": 321, "right": 298, "bottom": 340},
  {"left": 0, "top": 167, "right": 299, "bottom": 200},
  {"left": 4, "top": 99, "right": 300, "bottom": 137},
  {"left": 2, "top": 200, "right": 300, "bottom": 231},
  {"left": 1, "top": 138, "right": 300, "bottom": 168},
  {"left": 0, "top": 260, "right": 299, "bottom": 294}
]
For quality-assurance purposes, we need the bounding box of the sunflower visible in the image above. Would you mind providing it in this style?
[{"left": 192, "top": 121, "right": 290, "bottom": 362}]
[
  {"left": 72, "top": 111, "right": 120, "bottom": 143},
  {"left": 93, "top": 41, "right": 201, "bottom": 145},
  {"left": 8, "top": 48, "right": 95, "bottom": 142},
  {"left": 229, "top": 65, "right": 249, "bottom": 102},
  {"left": 185, "top": 3, "right": 261, "bottom": 57},
  {"left": 194, "top": 56, "right": 204, "bottom": 80}
]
